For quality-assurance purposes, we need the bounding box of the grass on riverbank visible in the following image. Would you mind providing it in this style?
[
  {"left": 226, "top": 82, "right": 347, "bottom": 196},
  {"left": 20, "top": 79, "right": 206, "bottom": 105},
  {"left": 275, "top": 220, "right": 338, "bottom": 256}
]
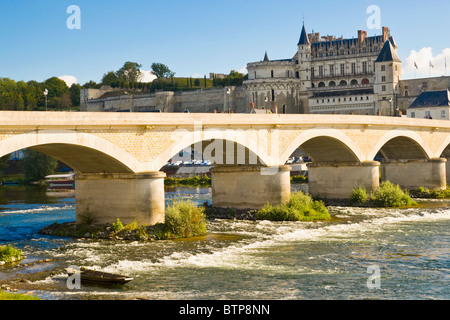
[
  {"left": 350, "top": 181, "right": 417, "bottom": 207},
  {"left": 0, "top": 245, "right": 23, "bottom": 264},
  {"left": 256, "top": 191, "right": 330, "bottom": 222},
  {"left": 0, "top": 291, "right": 40, "bottom": 300},
  {"left": 415, "top": 186, "right": 450, "bottom": 199},
  {"left": 164, "top": 175, "right": 211, "bottom": 187}
]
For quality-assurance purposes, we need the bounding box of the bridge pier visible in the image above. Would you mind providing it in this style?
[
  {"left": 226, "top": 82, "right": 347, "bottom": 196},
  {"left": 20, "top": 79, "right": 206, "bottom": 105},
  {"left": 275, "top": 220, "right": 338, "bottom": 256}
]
[
  {"left": 308, "top": 161, "right": 380, "bottom": 199},
  {"left": 381, "top": 158, "right": 447, "bottom": 191},
  {"left": 211, "top": 165, "right": 292, "bottom": 209},
  {"left": 75, "top": 172, "right": 166, "bottom": 226}
]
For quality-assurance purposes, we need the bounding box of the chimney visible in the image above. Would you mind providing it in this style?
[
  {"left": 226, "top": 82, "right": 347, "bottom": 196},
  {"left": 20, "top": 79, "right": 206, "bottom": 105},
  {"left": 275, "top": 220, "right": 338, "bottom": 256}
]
[
  {"left": 358, "top": 30, "right": 367, "bottom": 43},
  {"left": 382, "top": 27, "right": 390, "bottom": 42}
]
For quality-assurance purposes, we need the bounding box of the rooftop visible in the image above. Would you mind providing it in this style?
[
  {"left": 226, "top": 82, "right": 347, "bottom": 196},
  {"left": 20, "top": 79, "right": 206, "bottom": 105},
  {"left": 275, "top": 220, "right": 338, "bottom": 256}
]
[{"left": 408, "top": 90, "right": 450, "bottom": 109}]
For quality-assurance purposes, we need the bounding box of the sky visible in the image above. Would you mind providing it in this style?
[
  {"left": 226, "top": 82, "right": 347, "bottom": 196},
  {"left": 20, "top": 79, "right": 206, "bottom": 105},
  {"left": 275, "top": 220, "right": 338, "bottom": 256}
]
[{"left": 0, "top": 0, "right": 449, "bottom": 86}]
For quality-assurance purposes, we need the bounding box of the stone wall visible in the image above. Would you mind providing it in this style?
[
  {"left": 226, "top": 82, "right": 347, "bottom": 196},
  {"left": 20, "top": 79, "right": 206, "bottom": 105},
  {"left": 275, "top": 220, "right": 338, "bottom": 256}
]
[{"left": 82, "top": 86, "right": 249, "bottom": 114}]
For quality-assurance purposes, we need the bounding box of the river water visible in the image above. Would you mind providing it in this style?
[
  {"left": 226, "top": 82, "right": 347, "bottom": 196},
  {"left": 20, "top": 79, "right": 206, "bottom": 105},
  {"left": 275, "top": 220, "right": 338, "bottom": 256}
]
[{"left": 0, "top": 185, "right": 449, "bottom": 300}]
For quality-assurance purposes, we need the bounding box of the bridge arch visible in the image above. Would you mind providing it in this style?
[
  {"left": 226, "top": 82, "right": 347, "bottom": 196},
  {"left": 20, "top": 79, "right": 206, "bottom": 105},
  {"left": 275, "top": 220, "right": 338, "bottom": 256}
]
[
  {"left": 151, "top": 128, "right": 276, "bottom": 171},
  {"left": 280, "top": 128, "right": 364, "bottom": 164},
  {"left": 368, "top": 129, "right": 432, "bottom": 161},
  {"left": 436, "top": 136, "right": 450, "bottom": 158},
  {"left": 0, "top": 130, "right": 140, "bottom": 174}
]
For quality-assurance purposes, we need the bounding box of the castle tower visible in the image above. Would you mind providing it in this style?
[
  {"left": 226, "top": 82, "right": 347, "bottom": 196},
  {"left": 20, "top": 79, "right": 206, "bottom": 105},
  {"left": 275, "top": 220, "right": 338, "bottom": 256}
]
[
  {"left": 374, "top": 37, "right": 402, "bottom": 116},
  {"left": 296, "top": 23, "right": 312, "bottom": 113}
]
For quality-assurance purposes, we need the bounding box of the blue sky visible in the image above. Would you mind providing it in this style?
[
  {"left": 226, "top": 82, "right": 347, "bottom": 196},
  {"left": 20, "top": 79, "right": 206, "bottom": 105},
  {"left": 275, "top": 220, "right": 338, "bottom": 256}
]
[{"left": 0, "top": 0, "right": 449, "bottom": 85}]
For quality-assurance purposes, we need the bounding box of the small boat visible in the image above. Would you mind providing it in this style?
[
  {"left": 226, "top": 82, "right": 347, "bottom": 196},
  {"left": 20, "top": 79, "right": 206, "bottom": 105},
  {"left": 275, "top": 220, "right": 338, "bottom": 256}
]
[
  {"left": 67, "top": 267, "right": 133, "bottom": 286},
  {"left": 1, "top": 181, "right": 21, "bottom": 186},
  {"left": 45, "top": 173, "right": 75, "bottom": 190}
]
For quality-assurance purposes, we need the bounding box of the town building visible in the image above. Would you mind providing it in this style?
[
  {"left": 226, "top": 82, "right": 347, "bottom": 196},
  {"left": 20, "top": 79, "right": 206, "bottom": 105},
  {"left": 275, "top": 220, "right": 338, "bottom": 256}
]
[{"left": 407, "top": 89, "right": 450, "bottom": 120}]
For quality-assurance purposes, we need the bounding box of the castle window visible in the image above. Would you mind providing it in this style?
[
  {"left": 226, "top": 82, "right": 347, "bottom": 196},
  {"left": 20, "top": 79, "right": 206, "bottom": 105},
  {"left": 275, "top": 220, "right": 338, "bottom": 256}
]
[
  {"left": 329, "top": 81, "right": 336, "bottom": 87},
  {"left": 405, "top": 90, "right": 409, "bottom": 97},
  {"left": 362, "top": 62, "right": 368, "bottom": 74},
  {"left": 311, "top": 67, "right": 315, "bottom": 79},
  {"left": 329, "top": 65, "right": 334, "bottom": 76},
  {"left": 272, "top": 90, "right": 275, "bottom": 101},
  {"left": 381, "top": 65, "right": 386, "bottom": 72},
  {"left": 351, "top": 48, "right": 356, "bottom": 55},
  {"left": 339, "top": 80, "right": 347, "bottom": 86},
  {"left": 441, "top": 110, "right": 446, "bottom": 118},
  {"left": 351, "top": 63, "right": 356, "bottom": 74},
  {"left": 382, "top": 85, "right": 386, "bottom": 91},
  {"left": 340, "top": 48, "right": 345, "bottom": 56},
  {"left": 296, "top": 71, "right": 300, "bottom": 79},
  {"left": 340, "top": 64, "right": 345, "bottom": 76},
  {"left": 411, "top": 112, "right": 416, "bottom": 118},
  {"left": 329, "top": 50, "right": 334, "bottom": 57},
  {"left": 350, "top": 79, "right": 358, "bottom": 86},
  {"left": 382, "top": 76, "right": 386, "bottom": 82},
  {"left": 362, "top": 78, "right": 370, "bottom": 85},
  {"left": 319, "top": 66, "right": 324, "bottom": 78},
  {"left": 271, "top": 70, "right": 274, "bottom": 78},
  {"left": 318, "top": 82, "right": 326, "bottom": 88}
]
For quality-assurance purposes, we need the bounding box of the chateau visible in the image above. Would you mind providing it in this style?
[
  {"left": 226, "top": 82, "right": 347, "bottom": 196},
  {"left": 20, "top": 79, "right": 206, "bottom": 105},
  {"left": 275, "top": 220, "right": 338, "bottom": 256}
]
[{"left": 82, "top": 24, "right": 450, "bottom": 116}]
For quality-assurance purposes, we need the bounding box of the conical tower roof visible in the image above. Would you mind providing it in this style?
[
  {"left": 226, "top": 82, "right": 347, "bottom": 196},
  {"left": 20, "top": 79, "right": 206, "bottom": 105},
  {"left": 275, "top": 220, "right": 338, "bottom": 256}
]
[
  {"left": 375, "top": 39, "right": 401, "bottom": 63},
  {"left": 298, "top": 23, "right": 310, "bottom": 46}
]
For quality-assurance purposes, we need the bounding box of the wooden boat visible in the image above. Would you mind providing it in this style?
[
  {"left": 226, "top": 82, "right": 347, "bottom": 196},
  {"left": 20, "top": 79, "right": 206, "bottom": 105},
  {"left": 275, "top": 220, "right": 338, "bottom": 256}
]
[{"left": 67, "top": 267, "right": 133, "bottom": 286}]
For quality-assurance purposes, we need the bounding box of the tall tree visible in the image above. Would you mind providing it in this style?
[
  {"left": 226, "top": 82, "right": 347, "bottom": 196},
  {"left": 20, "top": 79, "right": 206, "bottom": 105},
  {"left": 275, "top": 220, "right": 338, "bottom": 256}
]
[
  {"left": 101, "top": 71, "right": 119, "bottom": 86},
  {"left": 116, "top": 61, "right": 142, "bottom": 83},
  {"left": 151, "top": 63, "right": 175, "bottom": 79},
  {"left": 21, "top": 150, "right": 58, "bottom": 182}
]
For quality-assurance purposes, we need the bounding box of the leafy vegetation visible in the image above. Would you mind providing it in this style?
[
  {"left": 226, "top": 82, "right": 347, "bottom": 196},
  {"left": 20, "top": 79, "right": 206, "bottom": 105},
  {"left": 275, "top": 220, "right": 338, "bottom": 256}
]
[
  {"left": 154, "top": 199, "right": 207, "bottom": 240},
  {"left": 164, "top": 175, "right": 211, "bottom": 187},
  {"left": 350, "top": 181, "right": 417, "bottom": 207},
  {"left": 350, "top": 187, "right": 369, "bottom": 204},
  {"left": 0, "top": 291, "right": 40, "bottom": 300},
  {"left": 256, "top": 191, "right": 330, "bottom": 222},
  {"left": 20, "top": 150, "right": 58, "bottom": 182},
  {"left": 291, "top": 175, "right": 308, "bottom": 183},
  {"left": 0, "top": 245, "right": 23, "bottom": 263},
  {"left": 416, "top": 186, "right": 450, "bottom": 199}
]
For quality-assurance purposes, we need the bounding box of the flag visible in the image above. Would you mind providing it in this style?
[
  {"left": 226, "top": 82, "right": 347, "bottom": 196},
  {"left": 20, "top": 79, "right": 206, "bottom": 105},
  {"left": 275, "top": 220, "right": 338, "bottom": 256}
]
[
  {"left": 429, "top": 61, "right": 434, "bottom": 68},
  {"left": 414, "top": 61, "right": 418, "bottom": 69}
]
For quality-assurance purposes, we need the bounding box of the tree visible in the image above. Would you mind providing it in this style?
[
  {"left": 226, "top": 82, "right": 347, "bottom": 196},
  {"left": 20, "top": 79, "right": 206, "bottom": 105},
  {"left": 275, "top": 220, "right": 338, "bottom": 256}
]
[
  {"left": 21, "top": 150, "right": 58, "bottom": 182},
  {"left": 0, "top": 154, "right": 10, "bottom": 172},
  {"left": 151, "top": 63, "right": 175, "bottom": 79},
  {"left": 116, "top": 61, "right": 142, "bottom": 83},
  {"left": 101, "top": 71, "right": 119, "bottom": 86},
  {"left": 69, "top": 83, "right": 81, "bottom": 107}
]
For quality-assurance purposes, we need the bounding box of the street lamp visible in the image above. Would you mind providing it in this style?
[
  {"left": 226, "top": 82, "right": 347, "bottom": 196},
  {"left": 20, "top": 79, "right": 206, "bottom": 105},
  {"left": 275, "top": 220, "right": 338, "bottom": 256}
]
[
  {"left": 43, "top": 88, "right": 48, "bottom": 111},
  {"left": 226, "top": 88, "right": 231, "bottom": 113},
  {"left": 264, "top": 97, "right": 269, "bottom": 113}
]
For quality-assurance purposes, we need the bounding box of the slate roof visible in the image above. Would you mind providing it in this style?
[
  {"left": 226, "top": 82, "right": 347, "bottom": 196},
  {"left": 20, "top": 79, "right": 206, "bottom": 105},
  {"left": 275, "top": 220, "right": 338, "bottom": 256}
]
[
  {"left": 375, "top": 39, "right": 401, "bottom": 63},
  {"left": 298, "top": 24, "right": 310, "bottom": 46},
  {"left": 408, "top": 90, "right": 450, "bottom": 109}
]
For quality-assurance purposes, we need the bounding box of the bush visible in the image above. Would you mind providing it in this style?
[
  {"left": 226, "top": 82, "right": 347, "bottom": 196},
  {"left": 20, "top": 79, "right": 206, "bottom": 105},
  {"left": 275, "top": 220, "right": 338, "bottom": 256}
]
[
  {"left": 112, "top": 219, "right": 124, "bottom": 232},
  {"left": 372, "top": 181, "right": 416, "bottom": 207},
  {"left": 155, "top": 199, "right": 207, "bottom": 239},
  {"left": 256, "top": 192, "right": 330, "bottom": 222},
  {"left": 350, "top": 187, "right": 369, "bottom": 204},
  {"left": 0, "top": 245, "right": 23, "bottom": 263}
]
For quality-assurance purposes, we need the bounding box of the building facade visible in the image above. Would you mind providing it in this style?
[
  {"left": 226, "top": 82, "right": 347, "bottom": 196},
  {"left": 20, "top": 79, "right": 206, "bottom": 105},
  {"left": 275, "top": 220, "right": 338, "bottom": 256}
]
[
  {"left": 82, "top": 23, "right": 450, "bottom": 115},
  {"left": 244, "top": 24, "right": 403, "bottom": 116}
]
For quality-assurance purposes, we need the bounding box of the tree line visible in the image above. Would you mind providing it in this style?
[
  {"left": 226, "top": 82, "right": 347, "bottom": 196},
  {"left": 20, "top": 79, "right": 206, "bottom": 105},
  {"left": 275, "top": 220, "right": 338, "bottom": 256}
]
[{"left": 0, "top": 62, "right": 248, "bottom": 111}]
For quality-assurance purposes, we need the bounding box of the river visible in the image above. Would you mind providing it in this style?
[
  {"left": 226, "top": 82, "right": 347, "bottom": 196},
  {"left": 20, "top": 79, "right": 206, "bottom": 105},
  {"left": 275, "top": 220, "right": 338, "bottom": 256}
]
[{"left": 0, "top": 185, "right": 449, "bottom": 300}]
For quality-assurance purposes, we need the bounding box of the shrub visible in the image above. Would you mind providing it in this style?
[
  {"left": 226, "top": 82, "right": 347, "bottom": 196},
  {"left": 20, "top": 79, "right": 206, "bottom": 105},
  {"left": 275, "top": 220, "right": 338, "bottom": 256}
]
[
  {"left": 156, "top": 199, "right": 207, "bottom": 239},
  {"left": 112, "top": 219, "right": 124, "bottom": 232},
  {"left": 256, "top": 192, "right": 330, "bottom": 222},
  {"left": 0, "top": 245, "right": 23, "bottom": 263},
  {"left": 350, "top": 187, "right": 369, "bottom": 204},
  {"left": 372, "top": 181, "right": 416, "bottom": 207}
]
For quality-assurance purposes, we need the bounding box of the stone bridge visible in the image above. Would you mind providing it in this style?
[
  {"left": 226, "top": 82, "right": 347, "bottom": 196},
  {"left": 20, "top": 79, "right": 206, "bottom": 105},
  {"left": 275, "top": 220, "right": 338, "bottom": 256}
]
[{"left": 1, "top": 111, "right": 450, "bottom": 225}]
